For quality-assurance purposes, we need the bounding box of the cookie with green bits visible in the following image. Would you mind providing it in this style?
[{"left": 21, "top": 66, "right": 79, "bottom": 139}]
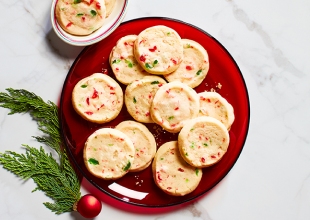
[
  {"left": 124, "top": 76, "right": 167, "bottom": 123},
  {"left": 178, "top": 116, "right": 230, "bottom": 168},
  {"left": 150, "top": 81, "right": 200, "bottom": 133},
  {"left": 55, "top": 0, "right": 106, "bottom": 36},
  {"left": 71, "top": 73, "right": 123, "bottom": 124},
  {"left": 84, "top": 128, "right": 135, "bottom": 180},
  {"left": 115, "top": 120, "right": 157, "bottom": 172},
  {"left": 134, "top": 25, "right": 183, "bottom": 75},
  {"left": 152, "top": 141, "right": 202, "bottom": 196},
  {"left": 198, "top": 91, "right": 235, "bottom": 130},
  {"left": 109, "top": 35, "right": 150, "bottom": 85},
  {"left": 164, "top": 39, "right": 210, "bottom": 88}
]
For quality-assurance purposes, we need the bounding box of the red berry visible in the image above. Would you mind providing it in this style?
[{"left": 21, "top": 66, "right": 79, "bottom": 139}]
[{"left": 76, "top": 194, "right": 102, "bottom": 218}]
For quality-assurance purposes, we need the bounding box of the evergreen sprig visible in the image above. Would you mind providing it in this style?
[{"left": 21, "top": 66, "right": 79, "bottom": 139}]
[{"left": 0, "top": 88, "right": 81, "bottom": 214}]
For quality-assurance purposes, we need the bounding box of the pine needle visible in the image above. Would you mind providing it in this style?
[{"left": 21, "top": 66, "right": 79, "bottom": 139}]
[{"left": 0, "top": 88, "right": 81, "bottom": 214}]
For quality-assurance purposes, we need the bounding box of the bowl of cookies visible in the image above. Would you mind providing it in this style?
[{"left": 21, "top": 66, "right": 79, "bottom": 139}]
[{"left": 50, "top": 0, "right": 128, "bottom": 46}]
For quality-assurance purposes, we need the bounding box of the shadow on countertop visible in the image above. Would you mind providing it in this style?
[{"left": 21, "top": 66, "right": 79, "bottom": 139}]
[{"left": 45, "top": 28, "right": 85, "bottom": 60}]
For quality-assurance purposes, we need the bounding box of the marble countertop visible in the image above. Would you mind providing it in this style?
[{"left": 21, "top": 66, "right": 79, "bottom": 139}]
[{"left": 1, "top": 0, "right": 309, "bottom": 219}]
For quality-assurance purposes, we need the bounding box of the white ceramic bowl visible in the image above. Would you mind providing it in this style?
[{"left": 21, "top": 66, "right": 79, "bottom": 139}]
[{"left": 50, "top": 0, "right": 128, "bottom": 46}]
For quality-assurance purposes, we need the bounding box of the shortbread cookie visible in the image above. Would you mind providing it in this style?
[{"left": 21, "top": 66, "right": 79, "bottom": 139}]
[
  {"left": 178, "top": 116, "right": 230, "bottom": 168},
  {"left": 72, "top": 73, "right": 123, "bottom": 124},
  {"left": 115, "top": 120, "right": 157, "bottom": 172},
  {"left": 104, "top": 0, "right": 116, "bottom": 17},
  {"left": 55, "top": 0, "right": 106, "bottom": 35},
  {"left": 134, "top": 25, "right": 183, "bottom": 75},
  {"left": 109, "top": 35, "right": 149, "bottom": 85},
  {"left": 150, "top": 81, "right": 199, "bottom": 133},
  {"left": 125, "top": 76, "right": 167, "bottom": 123},
  {"left": 198, "top": 91, "right": 235, "bottom": 130},
  {"left": 152, "top": 141, "right": 202, "bottom": 196},
  {"left": 164, "top": 39, "right": 209, "bottom": 88},
  {"left": 84, "top": 128, "right": 135, "bottom": 180}
]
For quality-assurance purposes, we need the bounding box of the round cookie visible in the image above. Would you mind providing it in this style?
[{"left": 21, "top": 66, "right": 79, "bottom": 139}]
[
  {"left": 150, "top": 81, "right": 200, "bottom": 133},
  {"left": 104, "top": 0, "right": 116, "bottom": 17},
  {"left": 115, "top": 120, "right": 157, "bottom": 172},
  {"left": 72, "top": 73, "right": 123, "bottom": 124},
  {"left": 164, "top": 39, "right": 210, "bottom": 88},
  {"left": 178, "top": 116, "right": 230, "bottom": 168},
  {"left": 134, "top": 25, "right": 183, "bottom": 75},
  {"left": 84, "top": 128, "right": 135, "bottom": 180},
  {"left": 109, "top": 35, "right": 150, "bottom": 85},
  {"left": 152, "top": 141, "right": 202, "bottom": 196},
  {"left": 198, "top": 91, "right": 235, "bottom": 130},
  {"left": 55, "top": 0, "right": 106, "bottom": 36},
  {"left": 125, "top": 76, "right": 167, "bottom": 123}
]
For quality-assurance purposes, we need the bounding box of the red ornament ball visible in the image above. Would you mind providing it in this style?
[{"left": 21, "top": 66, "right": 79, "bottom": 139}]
[{"left": 76, "top": 194, "right": 102, "bottom": 218}]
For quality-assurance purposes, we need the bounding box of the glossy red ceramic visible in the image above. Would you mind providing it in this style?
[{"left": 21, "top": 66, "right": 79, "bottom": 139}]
[{"left": 59, "top": 17, "right": 250, "bottom": 208}]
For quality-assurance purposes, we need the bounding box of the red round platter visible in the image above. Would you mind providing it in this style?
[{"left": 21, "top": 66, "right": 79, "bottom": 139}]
[{"left": 59, "top": 17, "right": 250, "bottom": 209}]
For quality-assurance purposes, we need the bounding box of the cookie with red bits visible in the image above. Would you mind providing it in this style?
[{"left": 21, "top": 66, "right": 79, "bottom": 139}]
[
  {"left": 164, "top": 39, "right": 210, "bottom": 88},
  {"left": 150, "top": 81, "right": 200, "bottom": 133},
  {"left": 55, "top": 0, "right": 106, "bottom": 35},
  {"left": 134, "top": 25, "right": 183, "bottom": 75},
  {"left": 198, "top": 91, "right": 235, "bottom": 130},
  {"left": 125, "top": 76, "right": 167, "bottom": 123},
  {"left": 115, "top": 120, "right": 156, "bottom": 172},
  {"left": 72, "top": 73, "right": 123, "bottom": 124},
  {"left": 84, "top": 128, "right": 135, "bottom": 180},
  {"left": 178, "top": 116, "right": 230, "bottom": 168},
  {"left": 109, "top": 35, "right": 150, "bottom": 85},
  {"left": 152, "top": 141, "right": 202, "bottom": 196}
]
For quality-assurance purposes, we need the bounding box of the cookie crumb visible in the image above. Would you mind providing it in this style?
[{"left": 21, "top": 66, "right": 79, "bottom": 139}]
[{"left": 217, "top": 82, "right": 222, "bottom": 89}]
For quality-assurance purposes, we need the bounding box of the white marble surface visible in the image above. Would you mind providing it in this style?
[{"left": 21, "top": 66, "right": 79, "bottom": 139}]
[{"left": 1, "top": 0, "right": 310, "bottom": 219}]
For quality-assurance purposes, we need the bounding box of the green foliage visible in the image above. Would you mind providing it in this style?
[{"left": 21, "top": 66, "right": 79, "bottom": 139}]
[{"left": 0, "top": 88, "right": 81, "bottom": 214}]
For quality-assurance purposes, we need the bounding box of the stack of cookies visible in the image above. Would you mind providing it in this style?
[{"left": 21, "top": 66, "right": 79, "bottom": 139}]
[
  {"left": 71, "top": 25, "right": 235, "bottom": 196},
  {"left": 55, "top": 0, "right": 116, "bottom": 35}
]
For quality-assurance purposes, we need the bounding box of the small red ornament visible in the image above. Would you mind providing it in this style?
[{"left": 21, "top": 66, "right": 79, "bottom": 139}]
[{"left": 75, "top": 194, "right": 102, "bottom": 218}]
